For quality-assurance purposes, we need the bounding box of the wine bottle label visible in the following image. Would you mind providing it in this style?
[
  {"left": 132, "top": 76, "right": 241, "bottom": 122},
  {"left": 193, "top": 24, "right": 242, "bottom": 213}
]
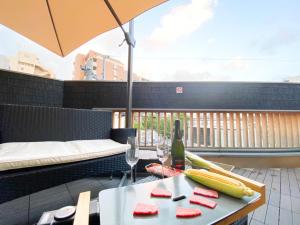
[
  {"left": 171, "top": 120, "right": 185, "bottom": 170},
  {"left": 172, "top": 159, "right": 185, "bottom": 170}
]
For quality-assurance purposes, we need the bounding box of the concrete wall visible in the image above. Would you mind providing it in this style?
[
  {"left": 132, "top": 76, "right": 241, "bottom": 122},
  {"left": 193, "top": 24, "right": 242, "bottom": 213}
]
[{"left": 0, "top": 69, "right": 63, "bottom": 107}]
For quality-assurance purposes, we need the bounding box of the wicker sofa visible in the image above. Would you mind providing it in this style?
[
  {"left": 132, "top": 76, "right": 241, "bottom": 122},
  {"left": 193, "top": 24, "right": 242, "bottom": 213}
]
[{"left": 0, "top": 104, "right": 135, "bottom": 203}]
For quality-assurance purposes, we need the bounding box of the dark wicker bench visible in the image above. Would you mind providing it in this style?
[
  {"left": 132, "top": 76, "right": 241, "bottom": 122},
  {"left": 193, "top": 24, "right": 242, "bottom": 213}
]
[{"left": 0, "top": 104, "right": 135, "bottom": 203}]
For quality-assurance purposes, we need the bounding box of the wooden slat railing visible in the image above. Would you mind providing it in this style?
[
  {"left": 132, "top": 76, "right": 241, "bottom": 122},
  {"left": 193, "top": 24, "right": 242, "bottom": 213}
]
[{"left": 112, "top": 110, "right": 300, "bottom": 150}]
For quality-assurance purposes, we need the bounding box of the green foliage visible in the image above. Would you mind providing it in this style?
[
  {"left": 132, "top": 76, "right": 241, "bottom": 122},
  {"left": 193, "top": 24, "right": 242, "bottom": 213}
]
[{"left": 133, "top": 112, "right": 190, "bottom": 138}]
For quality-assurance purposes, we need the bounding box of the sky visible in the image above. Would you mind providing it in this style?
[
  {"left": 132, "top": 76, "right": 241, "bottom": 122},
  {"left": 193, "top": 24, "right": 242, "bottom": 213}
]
[{"left": 0, "top": 0, "right": 300, "bottom": 81}]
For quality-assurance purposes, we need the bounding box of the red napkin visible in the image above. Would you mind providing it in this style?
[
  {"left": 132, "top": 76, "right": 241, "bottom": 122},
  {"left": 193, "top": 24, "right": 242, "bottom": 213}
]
[
  {"left": 133, "top": 203, "right": 158, "bottom": 216},
  {"left": 190, "top": 195, "right": 217, "bottom": 209},
  {"left": 194, "top": 187, "right": 219, "bottom": 198},
  {"left": 176, "top": 207, "right": 202, "bottom": 218}
]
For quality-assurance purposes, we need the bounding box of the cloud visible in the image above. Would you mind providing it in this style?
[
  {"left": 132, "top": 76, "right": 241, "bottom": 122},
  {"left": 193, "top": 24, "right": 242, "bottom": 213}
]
[
  {"left": 166, "top": 70, "right": 231, "bottom": 81},
  {"left": 132, "top": 55, "right": 233, "bottom": 81},
  {"left": 223, "top": 56, "right": 249, "bottom": 71},
  {"left": 132, "top": 54, "right": 262, "bottom": 82},
  {"left": 207, "top": 38, "right": 216, "bottom": 44},
  {"left": 259, "top": 30, "right": 300, "bottom": 54},
  {"left": 285, "top": 74, "right": 300, "bottom": 82},
  {"left": 145, "top": 0, "right": 217, "bottom": 48}
]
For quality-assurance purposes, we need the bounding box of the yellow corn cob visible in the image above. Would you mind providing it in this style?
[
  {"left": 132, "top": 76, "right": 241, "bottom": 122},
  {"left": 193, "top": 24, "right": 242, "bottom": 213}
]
[
  {"left": 185, "top": 151, "right": 222, "bottom": 170},
  {"left": 184, "top": 169, "right": 254, "bottom": 198}
]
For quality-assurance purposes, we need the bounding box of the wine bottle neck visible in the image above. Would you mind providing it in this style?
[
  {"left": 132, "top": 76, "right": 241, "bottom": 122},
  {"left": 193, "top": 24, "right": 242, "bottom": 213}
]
[{"left": 174, "top": 120, "right": 181, "bottom": 139}]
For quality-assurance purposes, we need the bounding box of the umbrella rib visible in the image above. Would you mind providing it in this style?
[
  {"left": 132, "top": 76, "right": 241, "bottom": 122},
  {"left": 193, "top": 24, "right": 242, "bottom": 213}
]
[
  {"left": 46, "top": 0, "right": 64, "bottom": 56},
  {"left": 103, "top": 0, "right": 126, "bottom": 34},
  {"left": 103, "top": 0, "right": 135, "bottom": 47}
]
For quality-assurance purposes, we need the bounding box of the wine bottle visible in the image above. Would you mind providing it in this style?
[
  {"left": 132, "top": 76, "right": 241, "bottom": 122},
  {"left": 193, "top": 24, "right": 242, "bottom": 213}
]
[{"left": 171, "top": 119, "right": 185, "bottom": 170}]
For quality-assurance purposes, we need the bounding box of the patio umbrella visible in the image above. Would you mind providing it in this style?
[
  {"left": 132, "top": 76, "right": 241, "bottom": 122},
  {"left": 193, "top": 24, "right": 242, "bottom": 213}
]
[{"left": 0, "top": 0, "right": 167, "bottom": 127}]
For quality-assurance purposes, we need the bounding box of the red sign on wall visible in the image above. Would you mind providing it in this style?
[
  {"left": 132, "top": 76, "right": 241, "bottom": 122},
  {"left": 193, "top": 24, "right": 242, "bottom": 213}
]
[{"left": 176, "top": 87, "right": 183, "bottom": 94}]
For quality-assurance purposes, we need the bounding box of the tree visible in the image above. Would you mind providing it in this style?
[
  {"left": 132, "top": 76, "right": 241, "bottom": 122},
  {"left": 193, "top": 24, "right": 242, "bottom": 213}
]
[{"left": 133, "top": 112, "right": 189, "bottom": 139}]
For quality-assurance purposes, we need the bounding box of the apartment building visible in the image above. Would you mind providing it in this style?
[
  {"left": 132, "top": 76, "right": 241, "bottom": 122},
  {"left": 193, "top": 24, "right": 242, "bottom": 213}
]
[
  {"left": 73, "top": 50, "right": 126, "bottom": 81},
  {"left": 9, "top": 51, "right": 54, "bottom": 78}
]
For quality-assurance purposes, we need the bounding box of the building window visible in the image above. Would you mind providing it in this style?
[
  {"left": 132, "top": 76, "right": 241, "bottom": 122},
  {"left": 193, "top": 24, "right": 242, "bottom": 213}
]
[
  {"left": 113, "top": 64, "right": 117, "bottom": 76},
  {"left": 93, "top": 58, "right": 97, "bottom": 62}
]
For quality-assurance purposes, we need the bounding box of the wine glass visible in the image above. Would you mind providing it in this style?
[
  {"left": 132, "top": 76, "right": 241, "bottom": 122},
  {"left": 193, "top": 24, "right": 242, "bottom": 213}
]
[
  {"left": 126, "top": 136, "right": 139, "bottom": 184},
  {"left": 156, "top": 135, "right": 170, "bottom": 178}
]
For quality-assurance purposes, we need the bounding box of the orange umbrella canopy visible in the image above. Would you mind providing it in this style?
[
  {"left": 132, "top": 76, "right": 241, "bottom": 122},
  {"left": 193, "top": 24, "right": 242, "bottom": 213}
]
[{"left": 0, "top": 0, "right": 167, "bottom": 56}]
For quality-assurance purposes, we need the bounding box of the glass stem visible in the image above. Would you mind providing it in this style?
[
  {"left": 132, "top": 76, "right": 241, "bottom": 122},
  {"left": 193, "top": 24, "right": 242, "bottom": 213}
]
[
  {"left": 161, "top": 162, "right": 164, "bottom": 179},
  {"left": 131, "top": 166, "right": 134, "bottom": 183}
]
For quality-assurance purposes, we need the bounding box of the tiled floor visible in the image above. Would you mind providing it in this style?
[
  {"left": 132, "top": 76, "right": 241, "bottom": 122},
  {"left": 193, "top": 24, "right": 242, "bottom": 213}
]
[{"left": 1, "top": 167, "right": 300, "bottom": 225}]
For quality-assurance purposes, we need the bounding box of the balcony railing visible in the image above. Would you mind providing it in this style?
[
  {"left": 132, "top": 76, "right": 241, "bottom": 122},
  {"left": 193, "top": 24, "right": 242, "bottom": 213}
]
[{"left": 112, "top": 110, "right": 300, "bottom": 150}]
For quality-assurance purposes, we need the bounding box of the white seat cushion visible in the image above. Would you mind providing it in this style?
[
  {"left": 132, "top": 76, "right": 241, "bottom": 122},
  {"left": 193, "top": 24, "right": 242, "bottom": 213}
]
[{"left": 0, "top": 139, "right": 129, "bottom": 171}]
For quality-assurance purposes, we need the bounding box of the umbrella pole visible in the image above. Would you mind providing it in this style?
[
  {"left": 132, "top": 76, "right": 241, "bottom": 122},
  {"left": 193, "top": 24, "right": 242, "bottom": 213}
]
[
  {"left": 126, "top": 20, "right": 134, "bottom": 128},
  {"left": 103, "top": 0, "right": 136, "bottom": 129}
]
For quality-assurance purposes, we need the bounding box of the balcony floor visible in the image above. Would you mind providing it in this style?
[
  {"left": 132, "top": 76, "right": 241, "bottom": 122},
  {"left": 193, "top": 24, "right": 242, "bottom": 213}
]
[
  {"left": 232, "top": 167, "right": 300, "bottom": 225},
  {"left": 1, "top": 167, "right": 300, "bottom": 225}
]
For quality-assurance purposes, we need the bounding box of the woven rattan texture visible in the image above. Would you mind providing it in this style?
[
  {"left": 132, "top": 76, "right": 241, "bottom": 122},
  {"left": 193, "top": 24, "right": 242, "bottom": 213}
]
[
  {"left": 0, "top": 104, "right": 111, "bottom": 143},
  {"left": 0, "top": 153, "right": 129, "bottom": 203}
]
